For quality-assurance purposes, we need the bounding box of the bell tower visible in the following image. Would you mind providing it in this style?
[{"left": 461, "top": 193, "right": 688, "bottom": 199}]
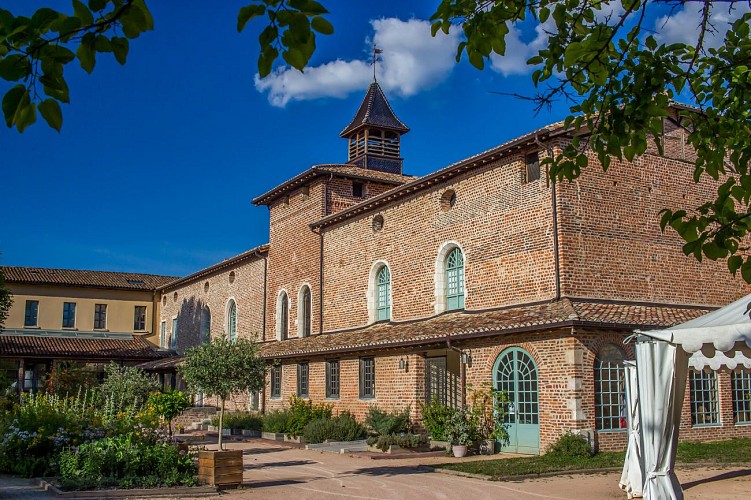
[{"left": 339, "top": 82, "right": 409, "bottom": 174}]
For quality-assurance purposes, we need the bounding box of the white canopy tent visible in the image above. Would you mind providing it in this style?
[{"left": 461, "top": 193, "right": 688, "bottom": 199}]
[{"left": 620, "top": 293, "right": 751, "bottom": 500}]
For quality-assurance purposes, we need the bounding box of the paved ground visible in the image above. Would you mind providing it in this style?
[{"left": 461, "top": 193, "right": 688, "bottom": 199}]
[{"left": 2, "top": 439, "right": 750, "bottom": 499}]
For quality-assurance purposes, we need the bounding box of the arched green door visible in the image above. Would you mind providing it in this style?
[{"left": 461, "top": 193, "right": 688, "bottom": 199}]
[{"left": 494, "top": 347, "right": 540, "bottom": 454}]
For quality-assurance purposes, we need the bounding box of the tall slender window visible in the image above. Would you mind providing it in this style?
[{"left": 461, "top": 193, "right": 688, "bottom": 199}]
[
  {"left": 94, "top": 304, "right": 107, "bottom": 329},
  {"left": 133, "top": 306, "right": 146, "bottom": 330},
  {"left": 594, "top": 343, "right": 626, "bottom": 431},
  {"left": 200, "top": 306, "right": 211, "bottom": 344},
  {"left": 376, "top": 266, "right": 391, "bottom": 321},
  {"left": 62, "top": 302, "right": 76, "bottom": 328},
  {"left": 359, "top": 357, "right": 375, "bottom": 399},
  {"left": 278, "top": 292, "right": 289, "bottom": 340},
  {"left": 300, "top": 286, "right": 311, "bottom": 337},
  {"left": 171, "top": 317, "right": 178, "bottom": 350},
  {"left": 227, "top": 300, "right": 237, "bottom": 342},
  {"left": 271, "top": 365, "right": 281, "bottom": 398},
  {"left": 690, "top": 368, "right": 720, "bottom": 426},
  {"left": 326, "top": 360, "right": 340, "bottom": 399},
  {"left": 24, "top": 300, "right": 39, "bottom": 327},
  {"left": 160, "top": 321, "right": 167, "bottom": 349},
  {"left": 297, "top": 362, "right": 309, "bottom": 398},
  {"left": 445, "top": 247, "right": 465, "bottom": 310},
  {"left": 732, "top": 369, "right": 751, "bottom": 424}
]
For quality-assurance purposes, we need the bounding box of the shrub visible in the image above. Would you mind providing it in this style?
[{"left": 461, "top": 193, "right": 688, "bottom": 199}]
[
  {"left": 145, "top": 390, "right": 191, "bottom": 437},
  {"left": 58, "top": 433, "right": 196, "bottom": 490},
  {"left": 98, "top": 363, "right": 158, "bottom": 409},
  {"left": 444, "top": 408, "right": 476, "bottom": 447},
  {"left": 214, "top": 411, "right": 262, "bottom": 431},
  {"left": 547, "top": 432, "right": 592, "bottom": 457},
  {"left": 44, "top": 362, "right": 98, "bottom": 397},
  {"left": 303, "top": 412, "right": 366, "bottom": 444},
  {"left": 285, "top": 396, "right": 333, "bottom": 438},
  {"left": 366, "top": 433, "right": 428, "bottom": 452},
  {"left": 261, "top": 410, "right": 290, "bottom": 433},
  {"left": 420, "top": 397, "right": 455, "bottom": 441},
  {"left": 364, "top": 405, "right": 410, "bottom": 436}
]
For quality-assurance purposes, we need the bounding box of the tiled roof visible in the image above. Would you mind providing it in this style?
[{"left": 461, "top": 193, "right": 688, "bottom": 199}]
[
  {"left": 0, "top": 332, "right": 165, "bottom": 360},
  {"left": 340, "top": 82, "right": 410, "bottom": 137},
  {"left": 136, "top": 356, "right": 184, "bottom": 371},
  {"left": 258, "top": 299, "right": 712, "bottom": 359},
  {"left": 3, "top": 266, "right": 179, "bottom": 291},
  {"left": 159, "top": 244, "right": 269, "bottom": 291},
  {"left": 252, "top": 164, "right": 415, "bottom": 206}
]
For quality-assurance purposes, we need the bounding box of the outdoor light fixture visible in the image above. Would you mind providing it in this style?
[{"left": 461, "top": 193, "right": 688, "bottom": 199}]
[
  {"left": 399, "top": 357, "right": 407, "bottom": 371},
  {"left": 461, "top": 351, "right": 472, "bottom": 366}
]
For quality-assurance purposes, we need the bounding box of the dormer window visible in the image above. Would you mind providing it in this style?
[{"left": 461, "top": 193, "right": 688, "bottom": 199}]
[{"left": 352, "top": 182, "right": 364, "bottom": 198}]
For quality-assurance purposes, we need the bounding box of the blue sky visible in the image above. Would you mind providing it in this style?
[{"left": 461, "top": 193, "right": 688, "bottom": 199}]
[{"left": 1, "top": 1, "right": 745, "bottom": 277}]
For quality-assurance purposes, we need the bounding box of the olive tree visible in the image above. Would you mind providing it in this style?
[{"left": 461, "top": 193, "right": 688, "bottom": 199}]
[{"left": 178, "top": 335, "right": 266, "bottom": 450}]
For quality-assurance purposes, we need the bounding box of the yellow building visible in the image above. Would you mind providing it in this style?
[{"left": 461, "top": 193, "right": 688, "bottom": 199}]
[{"left": 1, "top": 266, "right": 177, "bottom": 393}]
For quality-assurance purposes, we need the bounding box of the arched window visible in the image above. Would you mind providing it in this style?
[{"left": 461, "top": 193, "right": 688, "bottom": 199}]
[
  {"left": 299, "top": 285, "right": 312, "bottom": 337},
  {"left": 445, "top": 247, "right": 465, "bottom": 310},
  {"left": 376, "top": 266, "right": 391, "bottom": 321},
  {"left": 277, "top": 291, "right": 289, "bottom": 341},
  {"left": 594, "top": 343, "right": 626, "bottom": 431},
  {"left": 200, "top": 306, "right": 211, "bottom": 345},
  {"left": 226, "top": 300, "right": 237, "bottom": 342}
]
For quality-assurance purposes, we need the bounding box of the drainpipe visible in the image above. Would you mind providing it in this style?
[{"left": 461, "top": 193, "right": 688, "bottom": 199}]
[
  {"left": 446, "top": 338, "right": 466, "bottom": 407},
  {"left": 535, "top": 133, "right": 561, "bottom": 301}
]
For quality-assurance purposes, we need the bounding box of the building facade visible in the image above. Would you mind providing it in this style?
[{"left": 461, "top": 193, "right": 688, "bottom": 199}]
[{"left": 157, "top": 83, "right": 750, "bottom": 454}]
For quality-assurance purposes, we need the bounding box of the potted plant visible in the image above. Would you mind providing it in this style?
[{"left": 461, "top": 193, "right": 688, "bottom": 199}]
[
  {"left": 180, "top": 335, "right": 266, "bottom": 488},
  {"left": 468, "top": 382, "right": 509, "bottom": 455},
  {"left": 445, "top": 408, "right": 475, "bottom": 458}
]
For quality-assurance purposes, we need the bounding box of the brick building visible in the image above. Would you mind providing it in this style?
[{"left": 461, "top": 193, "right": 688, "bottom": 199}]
[{"left": 157, "top": 82, "right": 750, "bottom": 454}]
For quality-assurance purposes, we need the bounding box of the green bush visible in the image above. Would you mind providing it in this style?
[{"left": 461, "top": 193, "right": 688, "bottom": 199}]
[
  {"left": 364, "top": 405, "right": 410, "bottom": 436},
  {"left": 285, "top": 396, "right": 333, "bottom": 438},
  {"left": 444, "top": 408, "right": 477, "bottom": 447},
  {"left": 98, "top": 363, "right": 158, "bottom": 409},
  {"left": 58, "top": 433, "right": 196, "bottom": 490},
  {"left": 420, "top": 397, "right": 455, "bottom": 441},
  {"left": 213, "top": 411, "right": 262, "bottom": 431},
  {"left": 145, "top": 390, "right": 191, "bottom": 437},
  {"left": 547, "top": 432, "right": 592, "bottom": 457},
  {"left": 303, "top": 412, "right": 366, "bottom": 444},
  {"left": 261, "top": 409, "right": 290, "bottom": 433},
  {"left": 366, "top": 433, "right": 428, "bottom": 452}
]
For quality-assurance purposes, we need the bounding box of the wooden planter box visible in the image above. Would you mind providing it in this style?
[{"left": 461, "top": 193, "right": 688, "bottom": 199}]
[{"left": 198, "top": 450, "right": 243, "bottom": 488}]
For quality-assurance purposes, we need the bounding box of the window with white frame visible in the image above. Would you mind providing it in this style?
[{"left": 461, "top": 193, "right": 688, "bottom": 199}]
[
  {"left": 227, "top": 299, "right": 237, "bottom": 342},
  {"left": 376, "top": 265, "right": 391, "bottom": 321},
  {"left": 160, "top": 321, "right": 166, "bottom": 349},
  {"left": 299, "top": 286, "right": 312, "bottom": 337},
  {"left": 732, "top": 368, "right": 751, "bottom": 424},
  {"left": 171, "top": 317, "right": 178, "bottom": 350},
  {"left": 276, "top": 291, "right": 289, "bottom": 340},
  {"left": 594, "top": 343, "right": 626, "bottom": 431},
  {"left": 689, "top": 368, "right": 720, "bottom": 426},
  {"left": 445, "top": 247, "right": 465, "bottom": 310}
]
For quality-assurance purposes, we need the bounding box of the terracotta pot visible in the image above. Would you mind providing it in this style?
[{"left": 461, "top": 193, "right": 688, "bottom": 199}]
[{"left": 452, "top": 444, "right": 468, "bottom": 458}]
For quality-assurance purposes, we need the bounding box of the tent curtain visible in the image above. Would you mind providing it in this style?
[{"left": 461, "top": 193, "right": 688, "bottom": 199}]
[
  {"left": 619, "top": 361, "right": 643, "bottom": 498},
  {"left": 635, "top": 338, "right": 688, "bottom": 500}
]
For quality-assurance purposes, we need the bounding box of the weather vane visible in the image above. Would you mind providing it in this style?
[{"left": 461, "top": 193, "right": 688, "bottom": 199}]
[{"left": 372, "top": 45, "right": 383, "bottom": 82}]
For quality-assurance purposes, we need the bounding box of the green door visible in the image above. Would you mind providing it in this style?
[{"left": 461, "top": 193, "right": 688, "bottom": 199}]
[{"left": 494, "top": 347, "right": 540, "bottom": 455}]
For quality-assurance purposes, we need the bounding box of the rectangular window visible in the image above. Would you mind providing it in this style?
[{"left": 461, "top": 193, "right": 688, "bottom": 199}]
[
  {"left": 297, "top": 362, "right": 309, "bottom": 398},
  {"left": 24, "top": 300, "right": 39, "bottom": 327},
  {"left": 160, "top": 321, "right": 167, "bottom": 349},
  {"left": 171, "top": 317, "right": 178, "bottom": 349},
  {"left": 326, "top": 360, "right": 340, "bottom": 399},
  {"left": 94, "top": 304, "right": 107, "bottom": 329},
  {"left": 732, "top": 369, "right": 751, "bottom": 424},
  {"left": 133, "top": 306, "right": 147, "bottom": 330},
  {"left": 271, "top": 365, "right": 281, "bottom": 399},
  {"left": 524, "top": 152, "right": 540, "bottom": 183},
  {"left": 352, "top": 182, "right": 364, "bottom": 198},
  {"left": 689, "top": 369, "right": 720, "bottom": 426},
  {"left": 359, "top": 357, "right": 375, "bottom": 399},
  {"left": 62, "top": 302, "right": 76, "bottom": 328}
]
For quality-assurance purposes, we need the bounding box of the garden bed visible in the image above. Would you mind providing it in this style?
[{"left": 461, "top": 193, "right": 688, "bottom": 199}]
[{"left": 38, "top": 478, "right": 218, "bottom": 498}]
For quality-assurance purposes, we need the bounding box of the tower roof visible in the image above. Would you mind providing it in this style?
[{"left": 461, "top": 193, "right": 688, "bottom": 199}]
[{"left": 339, "top": 82, "right": 409, "bottom": 137}]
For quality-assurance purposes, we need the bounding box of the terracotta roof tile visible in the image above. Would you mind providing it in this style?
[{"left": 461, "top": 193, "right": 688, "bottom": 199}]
[
  {"left": 0, "top": 333, "right": 165, "bottom": 360},
  {"left": 136, "top": 356, "right": 184, "bottom": 371},
  {"left": 3, "top": 266, "right": 178, "bottom": 290},
  {"left": 258, "top": 299, "right": 711, "bottom": 359},
  {"left": 340, "top": 82, "right": 409, "bottom": 137}
]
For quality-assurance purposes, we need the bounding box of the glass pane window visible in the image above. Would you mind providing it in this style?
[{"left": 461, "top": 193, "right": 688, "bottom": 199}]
[
  {"left": 24, "top": 300, "right": 39, "bottom": 327},
  {"left": 160, "top": 321, "right": 166, "bottom": 349},
  {"left": 133, "top": 306, "right": 146, "bottom": 330},
  {"left": 326, "top": 360, "right": 340, "bottom": 398},
  {"left": 376, "top": 266, "right": 391, "bottom": 321},
  {"left": 279, "top": 292, "right": 288, "bottom": 340},
  {"left": 732, "top": 369, "right": 751, "bottom": 424},
  {"left": 62, "top": 302, "right": 76, "bottom": 328},
  {"left": 594, "top": 344, "right": 626, "bottom": 431},
  {"left": 271, "top": 365, "right": 281, "bottom": 398},
  {"left": 690, "top": 368, "right": 720, "bottom": 426},
  {"left": 359, "top": 357, "right": 375, "bottom": 399},
  {"left": 446, "top": 248, "right": 465, "bottom": 310},
  {"left": 228, "top": 300, "right": 237, "bottom": 341},
  {"left": 297, "top": 362, "right": 309, "bottom": 398},
  {"left": 94, "top": 304, "right": 107, "bottom": 329},
  {"left": 301, "top": 287, "right": 311, "bottom": 337},
  {"left": 200, "top": 307, "right": 211, "bottom": 344},
  {"left": 171, "top": 317, "right": 178, "bottom": 350}
]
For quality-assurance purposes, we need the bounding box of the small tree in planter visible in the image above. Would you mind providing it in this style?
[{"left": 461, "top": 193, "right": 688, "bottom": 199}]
[
  {"left": 468, "top": 382, "right": 509, "bottom": 454},
  {"left": 179, "top": 335, "right": 266, "bottom": 450},
  {"left": 146, "top": 390, "right": 191, "bottom": 438}
]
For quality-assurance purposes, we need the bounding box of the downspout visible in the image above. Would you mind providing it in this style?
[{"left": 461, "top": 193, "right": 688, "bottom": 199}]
[
  {"left": 535, "top": 133, "right": 561, "bottom": 301},
  {"left": 446, "top": 338, "right": 466, "bottom": 407}
]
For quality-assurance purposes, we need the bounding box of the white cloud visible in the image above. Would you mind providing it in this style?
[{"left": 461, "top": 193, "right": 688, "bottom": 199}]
[
  {"left": 254, "top": 18, "right": 460, "bottom": 107},
  {"left": 654, "top": 2, "right": 750, "bottom": 49},
  {"left": 489, "top": 21, "right": 551, "bottom": 76}
]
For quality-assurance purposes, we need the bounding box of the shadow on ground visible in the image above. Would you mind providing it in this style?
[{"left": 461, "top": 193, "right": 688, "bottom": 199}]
[
  {"left": 245, "top": 460, "right": 318, "bottom": 470},
  {"left": 683, "top": 468, "right": 751, "bottom": 490}
]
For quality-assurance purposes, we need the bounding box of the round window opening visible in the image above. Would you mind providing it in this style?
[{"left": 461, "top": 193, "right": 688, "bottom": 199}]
[
  {"left": 229, "top": 271, "right": 236, "bottom": 284},
  {"left": 204, "top": 281, "right": 210, "bottom": 293},
  {"left": 173, "top": 291, "right": 178, "bottom": 302},
  {"left": 372, "top": 214, "right": 384, "bottom": 232},
  {"left": 440, "top": 190, "right": 457, "bottom": 211}
]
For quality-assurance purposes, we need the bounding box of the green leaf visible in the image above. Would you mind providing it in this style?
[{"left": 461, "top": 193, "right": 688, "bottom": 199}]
[
  {"left": 0, "top": 54, "right": 31, "bottom": 81},
  {"left": 468, "top": 49, "right": 484, "bottom": 70},
  {"left": 111, "top": 37, "right": 129, "bottom": 65},
  {"left": 72, "top": 0, "right": 94, "bottom": 25},
  {"left": 77, "top": 41, "right": 96, "bottom": 73},
  {"left": 311, "top": 16, "right": 333, "bottom": 35},
  {"left": 237, "top": 4, "right": 265, "bottom": 32},
  {"left": 2, "top": 84, "right": 25, "bottom": 127},
  {"left": 728, "top": 255, "right": 743, "bottom": 275},
  {"left": 39, "top": 98, "right": 62, "bottom": 132},
  {"left": 88, "top": 0, "right": 106, "bottom": 12},
  {"left": 13, "top": 94, "right": 36, "bottom": 133},
  {"left": 283, "top": 48, "right": 306, "bottom": 70}
]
